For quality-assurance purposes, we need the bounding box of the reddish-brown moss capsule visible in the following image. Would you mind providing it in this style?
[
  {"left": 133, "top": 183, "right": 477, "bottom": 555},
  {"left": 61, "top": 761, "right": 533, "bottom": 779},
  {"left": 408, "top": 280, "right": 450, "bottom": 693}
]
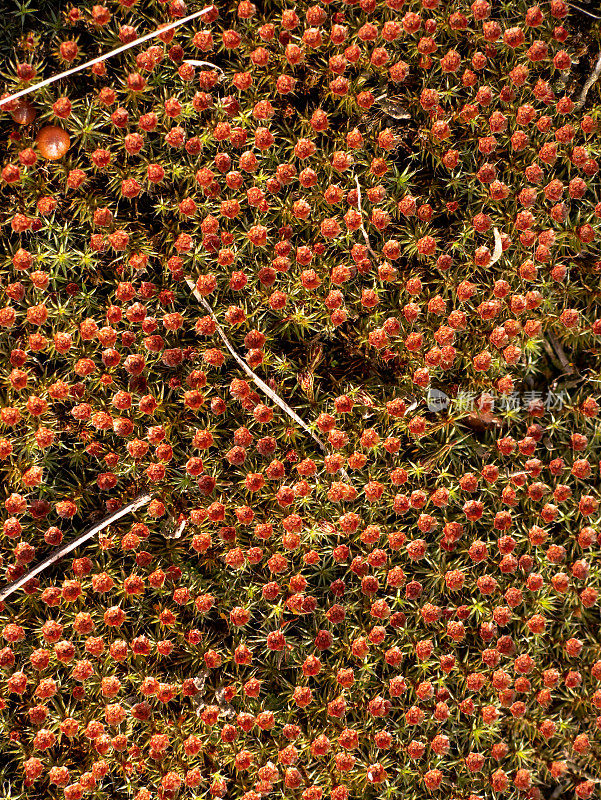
[
  {"left": 36, "top": 126, "right": 71, "bottom": 160},
  {"left": 10, "top": 100, "right": 36, "bottom": 125}
]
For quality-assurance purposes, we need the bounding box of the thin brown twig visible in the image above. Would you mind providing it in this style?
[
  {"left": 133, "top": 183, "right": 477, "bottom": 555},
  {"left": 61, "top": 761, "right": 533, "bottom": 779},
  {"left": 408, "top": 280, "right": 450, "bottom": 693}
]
[
  {"left": 541, "top": 337, "right": 564, "bottom": 372},
  {"left": 547, "top": 331, "right": 575, "bottom": 375}
]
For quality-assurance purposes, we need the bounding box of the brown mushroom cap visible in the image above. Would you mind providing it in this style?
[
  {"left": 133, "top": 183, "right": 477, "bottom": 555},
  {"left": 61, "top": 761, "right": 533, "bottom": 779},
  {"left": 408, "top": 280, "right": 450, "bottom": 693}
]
[
  {"left": 10, "top": 101, "right": 36, "bottom": 125},
  {"left": 36, "top": 125, "right": 71, "bottom": 161}
]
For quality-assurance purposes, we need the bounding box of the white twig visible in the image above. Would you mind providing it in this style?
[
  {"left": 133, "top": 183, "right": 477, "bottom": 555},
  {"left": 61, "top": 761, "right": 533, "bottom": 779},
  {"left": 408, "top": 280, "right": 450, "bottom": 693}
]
[
  {"left": 0, "top": 493, "right": 151, "bottom": 601},
  {"left": 0, "top": 6, "right": 217, "bottom": 107},
  {"left": 186, "top": 278, "right": 327, "bottom": 452},
  {"left": 576, "top": 52, "right": 601, "bottom": 110},
  {"left": 489, "top": 227, "right": 503, "bottom": 267},
  {"left": 354, "top": 176, "right": 378, "bottom": 259},
  {"left": 165, "top": 514, "right": 187, "bottom": 539},
  {"left": 183, "top": 59, "right": 224, "bottom": 74}
]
